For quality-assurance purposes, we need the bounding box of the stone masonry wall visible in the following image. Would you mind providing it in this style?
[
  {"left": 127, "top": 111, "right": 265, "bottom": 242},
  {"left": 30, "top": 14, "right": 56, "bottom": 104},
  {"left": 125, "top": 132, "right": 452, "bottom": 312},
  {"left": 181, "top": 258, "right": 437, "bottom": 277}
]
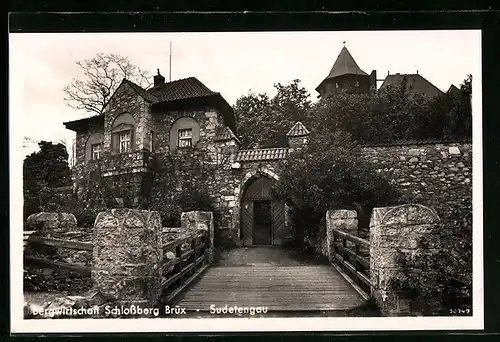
[
  {"left": 102, "top": 82, "right": 152, "bottom": 152},
  {"left": 361, "top": 141, "right": 472, "bottom": 219},
  {"left": 152, "top": 106, "right": 223, "bottom": 156},
  {"left": 370, "top": 204, "right": 441, "bottom": 316},
  {"left": 209, "top": 159, "right": 285, "bottom": 246},
  {"left": 92, "top": 209, "right": 163, "bottom": 306},
  {"left": 72, "top": 82, "right": 156, "bottom": 208},
  {"left": 73, "top": 125, "right": 104, "bottom": 198}
]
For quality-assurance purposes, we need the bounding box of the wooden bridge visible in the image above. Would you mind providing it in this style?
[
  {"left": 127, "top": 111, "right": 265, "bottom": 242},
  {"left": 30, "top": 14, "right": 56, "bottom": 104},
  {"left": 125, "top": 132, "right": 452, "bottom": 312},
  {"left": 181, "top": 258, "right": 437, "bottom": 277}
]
[
  {"left": 160, "top": 229, "right": 372, "bottom": 316},
  {"left": 24, "top": 225, "right": 373, "bottom": 317},
  {"left": 174, "top": 247, "right": 367, "bottom": 315}
]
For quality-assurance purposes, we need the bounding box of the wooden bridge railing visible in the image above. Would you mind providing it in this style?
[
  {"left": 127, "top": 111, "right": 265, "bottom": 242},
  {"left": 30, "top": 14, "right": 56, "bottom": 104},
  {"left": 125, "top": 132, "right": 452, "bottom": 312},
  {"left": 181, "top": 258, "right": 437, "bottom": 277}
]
[
  {"left": 161, "top": 228, "right": 211, "bottom": 304},
  {"left": 23, "top": 231, "right": 93, "bottom": 276},
  {"left": 24, "top": 226, "right": 212, "bottom": 304},
  {"left": 332, "top": 229, "right": 371, "bottom": 295}
]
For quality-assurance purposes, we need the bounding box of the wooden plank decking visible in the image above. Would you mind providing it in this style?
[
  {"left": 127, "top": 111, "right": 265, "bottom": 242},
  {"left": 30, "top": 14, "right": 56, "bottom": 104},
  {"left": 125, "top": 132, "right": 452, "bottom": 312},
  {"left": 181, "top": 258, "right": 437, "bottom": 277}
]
[{"left": 176, "top": 264, "right": 365, "bottom": 312}]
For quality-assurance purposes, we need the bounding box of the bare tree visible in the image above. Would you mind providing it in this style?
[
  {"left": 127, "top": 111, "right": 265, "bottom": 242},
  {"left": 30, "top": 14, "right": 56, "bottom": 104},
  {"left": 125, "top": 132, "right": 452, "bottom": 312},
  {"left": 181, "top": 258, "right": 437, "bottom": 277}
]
[{"left": 63, "top": 53, "right": 153, "bottom": 115}]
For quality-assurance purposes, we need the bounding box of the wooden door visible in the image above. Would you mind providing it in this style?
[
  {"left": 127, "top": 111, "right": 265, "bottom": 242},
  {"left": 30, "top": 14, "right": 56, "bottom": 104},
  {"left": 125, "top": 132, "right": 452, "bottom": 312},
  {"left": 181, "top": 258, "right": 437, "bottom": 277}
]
[
  {"left": 272, "top": 200, "right": 286, "bottom": 245},
  {"left": 253, "top": 200, "right": 272, "bottom": 245},
  {"left": 241, "top": 200, "right": 253, "bottom": 246}
]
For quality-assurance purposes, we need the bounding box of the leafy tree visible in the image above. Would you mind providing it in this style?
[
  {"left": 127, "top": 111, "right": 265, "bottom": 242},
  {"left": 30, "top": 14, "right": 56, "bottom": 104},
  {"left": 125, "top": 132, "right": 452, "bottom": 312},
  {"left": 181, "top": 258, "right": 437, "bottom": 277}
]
[
  {"left": 23, "top": 141, "right": 72, "bottom": 218},
  {"left": 309, "top": 74, "right": 473, "bottom": 144},
  {"left": 273, "top": 129, "right": 400, "bottom": 242},
  {"left": 63, "top": 53, "right": 152, "bottom": 115},
  {"left": 447, "top": 74, "right": 472, "bottom": 139},
  {"left": 234, "top": 79, "right": 311, "bottom": 148}
]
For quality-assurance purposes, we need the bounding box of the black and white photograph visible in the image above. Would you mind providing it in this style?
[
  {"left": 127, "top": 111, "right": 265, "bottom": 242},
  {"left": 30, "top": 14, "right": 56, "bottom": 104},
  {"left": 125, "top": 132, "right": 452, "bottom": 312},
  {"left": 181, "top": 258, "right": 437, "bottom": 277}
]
[{"left": 10, "top": 29, "right": 482, "bottom": 332}]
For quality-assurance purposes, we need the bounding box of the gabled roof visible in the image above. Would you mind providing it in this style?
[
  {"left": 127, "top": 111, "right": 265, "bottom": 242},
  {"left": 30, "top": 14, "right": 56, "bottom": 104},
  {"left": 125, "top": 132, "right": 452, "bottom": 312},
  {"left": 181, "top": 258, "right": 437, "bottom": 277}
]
[
  {"left": 147, "top": 77, "right": 218, "bottom": 103},
  {"left": 214, "top": 126, "right": 241, "bottom": 144},
  {"left": 64, "top": 76, "right": 237, "bottom": 133},
  {"left": 379, "top": 73, "right": 443, "bottom": 98},
  {"left": 123, "top": 79, "right": 157, "bottom": 102},
  {"left": 235, "top": 148, "right": 290, "bottom": 162},
  {"left": 286, "top": 121, "right": 310, "bottom": 137}
]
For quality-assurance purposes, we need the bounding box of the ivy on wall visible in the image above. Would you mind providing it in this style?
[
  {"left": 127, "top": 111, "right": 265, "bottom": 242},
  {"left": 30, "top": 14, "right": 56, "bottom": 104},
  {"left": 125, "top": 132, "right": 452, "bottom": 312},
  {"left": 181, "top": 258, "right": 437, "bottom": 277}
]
[{"left": 389, "top": 197, "right": 472, "bottom": 315}]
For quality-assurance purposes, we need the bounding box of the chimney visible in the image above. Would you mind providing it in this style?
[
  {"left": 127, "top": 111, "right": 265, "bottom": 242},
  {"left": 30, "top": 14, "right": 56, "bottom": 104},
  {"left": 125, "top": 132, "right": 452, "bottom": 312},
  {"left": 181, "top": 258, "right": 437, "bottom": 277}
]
[{"left": 154, "top": 69, "right": 165, "bottom": 87}]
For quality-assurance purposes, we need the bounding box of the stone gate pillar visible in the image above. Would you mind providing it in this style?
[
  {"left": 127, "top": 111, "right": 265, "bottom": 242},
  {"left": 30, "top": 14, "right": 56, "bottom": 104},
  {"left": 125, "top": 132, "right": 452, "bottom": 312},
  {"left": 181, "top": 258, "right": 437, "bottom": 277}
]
[
  {"left": 326, "top": 210, "right": 358, "bottom": 263},
  {"left": 92, "top": 209, "right": 163, "bottom": 306},
  {"left": 181, "top": 211, "right": 214, "bottom": 263},
  {"left": 370, "top": 204, "right": 440, "bottom": 316}
]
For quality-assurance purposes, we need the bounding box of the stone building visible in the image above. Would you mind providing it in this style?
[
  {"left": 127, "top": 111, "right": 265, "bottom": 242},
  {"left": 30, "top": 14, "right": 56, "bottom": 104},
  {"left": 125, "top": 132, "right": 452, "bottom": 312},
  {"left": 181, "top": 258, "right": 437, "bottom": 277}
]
[
  {"left": 63, "top": 49, "right": 470, "bottom": 247},
  {"left": 316, "top": 46, "right": 377, "bottom": 98},
  {"left": 316, "top": 45, "right": 445, "bottom": 99},
  {"left": 64, "top": 71, "right": 303, "bottom": 246}
]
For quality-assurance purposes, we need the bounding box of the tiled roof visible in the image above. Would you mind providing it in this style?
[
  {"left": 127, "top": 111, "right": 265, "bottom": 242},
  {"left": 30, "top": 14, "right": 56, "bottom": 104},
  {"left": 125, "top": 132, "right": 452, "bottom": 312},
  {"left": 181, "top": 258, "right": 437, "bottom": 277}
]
[
  {"left": 235, "top": 148, "right": 290, "bottom": 162},
  {"left": 147, "top": 77, "right": 218, "bottom": 103},
  {"left": 325, "top": 46, "right": 368, "bottom": 79},
  {"left": 380, "top": 74, "right": 443, "bottom": 98},
  {"left": 286, "top": 121, "right": 310, "bottom": 137},
  {"left": 123, "top": 79, "right": 157, "bottom": 102},
  {"left": 214, "top": 126, "right": 241, "bottom": 144}
]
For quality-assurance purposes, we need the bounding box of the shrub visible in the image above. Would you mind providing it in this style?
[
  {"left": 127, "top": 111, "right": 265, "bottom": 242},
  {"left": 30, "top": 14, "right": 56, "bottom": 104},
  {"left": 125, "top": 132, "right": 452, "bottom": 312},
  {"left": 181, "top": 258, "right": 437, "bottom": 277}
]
[
  {"left": 148, "top": 153, "right": 215, "bottom": 227},
  {"left": 273, "top": 130, "right": 400, "bottom": 242},
  {"left": 390, "top": 197, "right": 472, "bottom": 315}
]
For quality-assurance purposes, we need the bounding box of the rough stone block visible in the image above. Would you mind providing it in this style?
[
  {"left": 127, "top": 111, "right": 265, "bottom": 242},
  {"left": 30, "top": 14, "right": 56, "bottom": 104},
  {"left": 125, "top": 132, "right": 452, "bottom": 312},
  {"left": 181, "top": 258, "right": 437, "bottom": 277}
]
[
  {"left": 408, "top": 149, "right": 420, "bottom": 156},
  {"left": 94, "top": 212, "right": 120, "bottom": 229},
  {"left": 407, "top": 205, "right": 440, "bottom": 224},
  {"left": 449, "top": 146, "right": 461, "bottom": 155},
  {"left": 92, "top": 209, "right": 162, "bottom": 306},
  {"left": 27, "top": 212, "right": 59, "bottom": 229},
  {"left": 92, "top": 272, "right": 161, "bottom": 303},
  {"left": 369, "top": 204, "right": 440, "bottom": 316},
  {"left": 327, "top": 209, "right": 357, "bottom": 220},
  {"left": 58, "top": 213, "right": 78, "bottom": 228}
]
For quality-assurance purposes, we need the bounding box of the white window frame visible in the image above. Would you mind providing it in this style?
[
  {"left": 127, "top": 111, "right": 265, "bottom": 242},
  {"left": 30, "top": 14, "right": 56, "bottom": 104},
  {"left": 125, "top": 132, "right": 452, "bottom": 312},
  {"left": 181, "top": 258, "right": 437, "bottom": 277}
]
[
  {"left": 119, "top": 130, "right": 131, "bottom": 153},
  {"left": 91, "top": 143, "right": 102, "bottom": 161},
  {"left": 178, "top": 128, "right": 193, "bottom": 148}
]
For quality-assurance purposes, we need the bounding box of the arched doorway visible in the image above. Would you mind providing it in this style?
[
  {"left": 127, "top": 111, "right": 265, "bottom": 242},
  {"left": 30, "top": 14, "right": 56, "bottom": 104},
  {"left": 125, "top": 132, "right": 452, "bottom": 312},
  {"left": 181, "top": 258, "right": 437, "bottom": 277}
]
[{"left": 240, "top": 175, "right": 287, "bottom": 246}]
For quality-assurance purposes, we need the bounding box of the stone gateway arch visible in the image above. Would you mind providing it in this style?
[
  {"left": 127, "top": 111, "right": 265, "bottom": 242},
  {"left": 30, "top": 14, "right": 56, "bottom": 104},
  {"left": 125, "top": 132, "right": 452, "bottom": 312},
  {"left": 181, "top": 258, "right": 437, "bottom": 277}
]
[{"left": 239, "top": 173, "right": 289, "bottom": 246}]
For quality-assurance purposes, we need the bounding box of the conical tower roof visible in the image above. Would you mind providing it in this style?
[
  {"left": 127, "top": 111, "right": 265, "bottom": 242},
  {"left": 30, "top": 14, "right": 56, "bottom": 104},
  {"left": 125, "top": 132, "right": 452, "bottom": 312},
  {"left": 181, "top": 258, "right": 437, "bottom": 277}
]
[{"left": 325, "top": 46, "right": 368, "bottom": 79}]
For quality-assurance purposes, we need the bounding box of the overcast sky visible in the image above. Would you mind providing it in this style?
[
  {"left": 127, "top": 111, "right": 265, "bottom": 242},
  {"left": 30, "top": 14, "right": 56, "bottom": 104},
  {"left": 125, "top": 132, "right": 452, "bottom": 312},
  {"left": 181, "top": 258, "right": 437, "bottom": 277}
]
[{"left": 10, "top": 30, "right": 481, "bottom": 158}]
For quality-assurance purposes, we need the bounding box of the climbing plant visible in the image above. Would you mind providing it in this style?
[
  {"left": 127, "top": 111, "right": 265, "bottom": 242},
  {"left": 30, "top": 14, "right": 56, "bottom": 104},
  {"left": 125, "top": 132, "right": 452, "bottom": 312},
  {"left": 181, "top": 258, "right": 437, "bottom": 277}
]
[{"left": 148, "top": 151, "right": 221, "bottom": 227}]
